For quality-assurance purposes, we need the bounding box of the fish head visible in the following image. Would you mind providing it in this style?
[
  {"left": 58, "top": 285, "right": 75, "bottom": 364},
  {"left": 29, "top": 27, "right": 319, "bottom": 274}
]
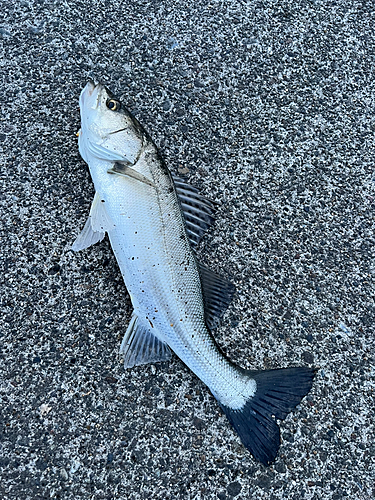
[{"left": 78, "top": 81, "right": 144, "bottom": 166}]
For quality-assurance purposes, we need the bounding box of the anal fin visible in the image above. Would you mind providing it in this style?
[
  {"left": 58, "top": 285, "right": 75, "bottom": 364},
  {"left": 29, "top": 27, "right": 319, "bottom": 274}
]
[{"left": 120, "top": 314, "right": 172, "bottom": 368}]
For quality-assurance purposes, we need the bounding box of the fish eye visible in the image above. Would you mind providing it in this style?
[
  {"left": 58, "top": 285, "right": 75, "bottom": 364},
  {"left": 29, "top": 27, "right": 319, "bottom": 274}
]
[{"left": 106, "top": 99, "right": 121, "bottom": 111}]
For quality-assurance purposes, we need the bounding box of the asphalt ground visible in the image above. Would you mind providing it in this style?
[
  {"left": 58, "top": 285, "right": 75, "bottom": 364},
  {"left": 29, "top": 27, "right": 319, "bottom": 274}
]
[{"left": 1, "top": 0, "right": 374, "bottom": 499}]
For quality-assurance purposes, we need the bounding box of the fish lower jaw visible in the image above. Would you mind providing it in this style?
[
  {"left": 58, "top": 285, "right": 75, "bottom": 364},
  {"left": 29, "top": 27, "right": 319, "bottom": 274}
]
[{"left": 214, "top": 378, "right": 257, "bottom": 411}]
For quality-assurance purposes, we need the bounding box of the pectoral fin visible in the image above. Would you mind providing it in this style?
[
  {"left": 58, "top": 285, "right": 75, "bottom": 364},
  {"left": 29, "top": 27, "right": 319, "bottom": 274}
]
[
  {"left": 108, "top": 162, "right": 156, "bottom": 187},
  {"left": 71, "top": 192, "right": 114, "bottom": 251},
  {"left": 120, "top": 314, "right": 172, "bottom": 368}
]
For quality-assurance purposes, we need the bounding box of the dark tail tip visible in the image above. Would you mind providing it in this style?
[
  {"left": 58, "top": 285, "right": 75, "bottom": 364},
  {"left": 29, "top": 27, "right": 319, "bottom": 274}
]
[{"left": 219, "top": 367, "right": 315, "bottom": 465}]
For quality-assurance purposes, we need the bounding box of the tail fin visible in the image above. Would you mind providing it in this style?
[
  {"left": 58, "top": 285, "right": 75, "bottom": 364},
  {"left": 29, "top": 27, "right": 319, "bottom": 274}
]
[{"left": 219, "top": 367, "right": 315, "bottom": 465}]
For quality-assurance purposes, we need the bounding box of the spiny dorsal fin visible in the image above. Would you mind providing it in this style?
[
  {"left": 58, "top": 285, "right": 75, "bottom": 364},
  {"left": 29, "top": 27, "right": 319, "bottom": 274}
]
[
  {"left": 120, "top": 314, "right": 172, "bottom": 368},
  {"left": 172, "top": 175, "right": 216, "bottom": 248}
]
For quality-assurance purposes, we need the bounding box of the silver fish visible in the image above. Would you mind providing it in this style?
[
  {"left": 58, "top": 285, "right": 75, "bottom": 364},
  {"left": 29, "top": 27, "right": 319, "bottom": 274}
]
[{"left": 72, "top": 81, "right": 314, "bottom": 465}]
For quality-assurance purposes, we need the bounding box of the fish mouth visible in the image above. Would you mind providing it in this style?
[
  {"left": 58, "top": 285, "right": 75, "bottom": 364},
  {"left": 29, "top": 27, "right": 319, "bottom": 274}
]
[
  {"left": 85, "top": 79, "right": 97, "bottom": 96},
  {"left": 80, "top": 81, "right": 106, "bottom": 111}
]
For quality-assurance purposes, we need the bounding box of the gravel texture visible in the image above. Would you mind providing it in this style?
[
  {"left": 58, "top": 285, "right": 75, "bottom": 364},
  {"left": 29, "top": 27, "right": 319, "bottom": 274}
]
[{"left": 1, "top": 0, "right": 374, "bottom": 499}]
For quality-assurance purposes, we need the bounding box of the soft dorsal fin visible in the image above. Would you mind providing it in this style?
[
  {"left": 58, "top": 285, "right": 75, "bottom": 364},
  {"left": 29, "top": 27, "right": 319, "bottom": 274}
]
[
  {"left": 172, "top": 175, "right": 216, "bottom": 248},
  {"left": 199, "top": 264, "right": 235, "bottom": 329},
  {"left": 120, "top": 314, "right": 172, "bottom": 368}
]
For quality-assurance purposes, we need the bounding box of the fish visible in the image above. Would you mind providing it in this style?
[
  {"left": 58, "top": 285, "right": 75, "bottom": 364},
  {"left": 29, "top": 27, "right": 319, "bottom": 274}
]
[{"left": 72, "top": 80, "right": 315, "bottom": 465}]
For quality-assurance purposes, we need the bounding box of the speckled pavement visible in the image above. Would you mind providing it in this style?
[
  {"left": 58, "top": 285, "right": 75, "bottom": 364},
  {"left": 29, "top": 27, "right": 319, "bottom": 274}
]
[{"left": 1, "top": 1, "right": 374, "bottom": 499}]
